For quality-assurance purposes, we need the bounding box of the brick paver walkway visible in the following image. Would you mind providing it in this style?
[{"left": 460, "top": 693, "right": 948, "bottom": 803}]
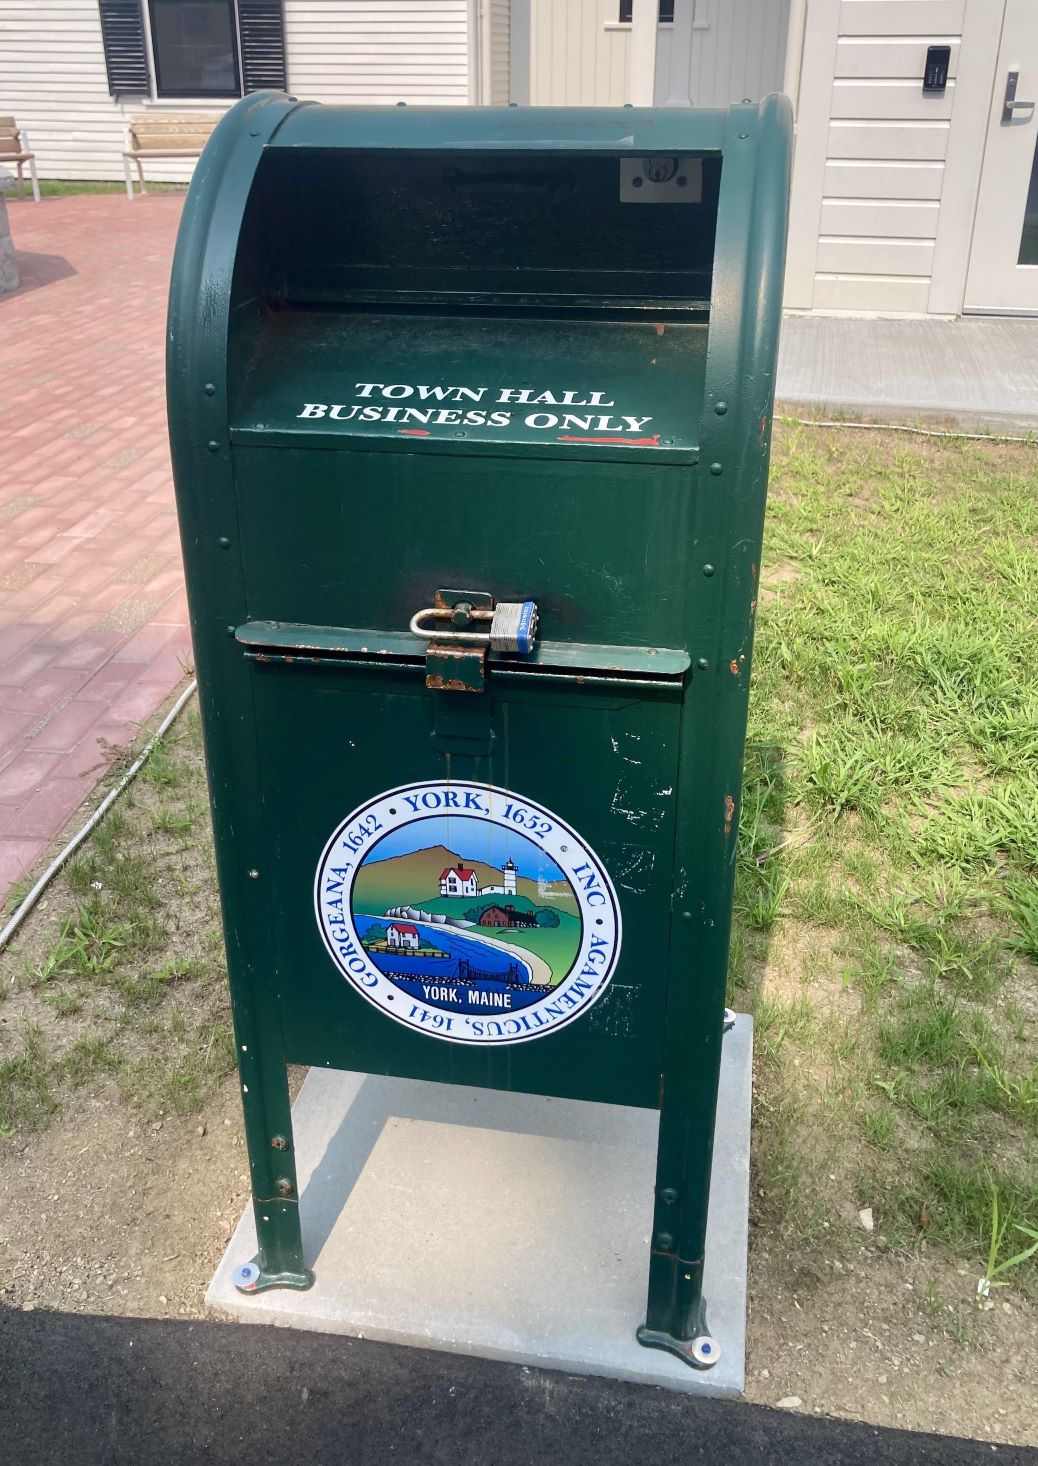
[{"left": 0, "top": 194, "right": 190, "bottom": 904}]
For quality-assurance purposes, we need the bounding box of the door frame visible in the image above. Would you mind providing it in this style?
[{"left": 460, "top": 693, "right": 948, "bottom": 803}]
[{"left": 963, "top": 0, "right": 1038, "bottom": 315}]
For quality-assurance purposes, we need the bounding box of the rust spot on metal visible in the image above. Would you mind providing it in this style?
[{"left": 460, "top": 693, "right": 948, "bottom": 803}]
[
  {"left": 729, "top": 659, "right": 740, "bottom": 676},
  {"left": 398, "top": 428, "right": 430, "bottom": 436},
  {"left": 556, "top": 433, "right": 660, "bottom": 447},
  {"left": 750, "top": 597, "right": 757, "bottom": 615},
  {"left": 426, "top": 674, "right": 481, "bottom": 694},
  {"left": 655, "top": 323, "right": 665, "bottom": 337},
  {"left": 724, "top": 794, "right": 735, "bottom": 837},
  {"left": 751, "top": 563, "right": 758, "bottom": 581}
]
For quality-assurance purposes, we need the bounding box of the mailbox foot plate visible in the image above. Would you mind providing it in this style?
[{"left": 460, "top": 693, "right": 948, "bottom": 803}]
[
  {"left": 635, "top": 1326, "right": 720, "bottom": 1371},
  {"left": 235, "top": 1255, "right": 315, "bottom": 1295}
]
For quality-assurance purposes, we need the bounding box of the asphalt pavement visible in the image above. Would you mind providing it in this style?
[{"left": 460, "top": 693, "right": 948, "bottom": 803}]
[{"left": 3, "top": 1305, "right": 1035, "bottom": 1466}]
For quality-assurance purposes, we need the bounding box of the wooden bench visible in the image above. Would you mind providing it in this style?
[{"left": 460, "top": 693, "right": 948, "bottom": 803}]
[
  {"left": 0, "top": 117, "right": 40, "bottom": 204},
  {"left": 122, "top": 114, "right": 221, "bottom": 199}
]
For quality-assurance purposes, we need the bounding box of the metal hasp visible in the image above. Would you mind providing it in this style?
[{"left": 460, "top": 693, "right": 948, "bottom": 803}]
[{"left": 166, "top": 94, "right": 791, "bottom": 1361}]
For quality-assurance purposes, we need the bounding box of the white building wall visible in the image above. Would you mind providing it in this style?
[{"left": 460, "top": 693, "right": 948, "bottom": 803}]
[
  {"left": 528, "top": 0, "right": 786, "bottom": 109},
  {"left": 528, "top": 0, "right": 629, "bottom": 106},
  {"left": 284, "top": 2, "right": 471, "bottom": 105},
  {"left": 656, "top": 0, "right": 790, "bottom": 108},
  {"left": 489, "top": 0, "right": 512, "bottom": 102},
  {"left": 0, "top": 0, "right": 473, "bottom": 183},
  {"left": 786, "top": 0, "right": 1002, "bottom": 315},
  {"left": 0, "top": 0, "right": 182, "bottom": 183}
]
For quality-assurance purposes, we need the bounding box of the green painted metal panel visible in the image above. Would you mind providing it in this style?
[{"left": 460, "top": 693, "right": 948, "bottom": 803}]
[{"left": 167, "top": 90, "right": 792, "bottom": 1358}]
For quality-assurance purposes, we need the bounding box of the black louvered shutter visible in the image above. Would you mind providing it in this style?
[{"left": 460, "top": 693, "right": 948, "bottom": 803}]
[
  {"left": 98, "top": 0, "right": 151, "bottom": 98},
  {"left": 239, "top": 0, "right": 288, "bottom": 92}
]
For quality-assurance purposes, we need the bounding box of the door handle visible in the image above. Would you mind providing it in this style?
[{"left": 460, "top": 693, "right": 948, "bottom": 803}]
[{"left": 1002, "top": 70, "right": 1035, "bottom": 124}]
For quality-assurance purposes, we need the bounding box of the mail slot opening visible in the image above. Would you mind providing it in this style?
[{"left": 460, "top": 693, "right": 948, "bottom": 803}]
[{"left": 234, "top": 148, "right": 722, "bottom": 311}]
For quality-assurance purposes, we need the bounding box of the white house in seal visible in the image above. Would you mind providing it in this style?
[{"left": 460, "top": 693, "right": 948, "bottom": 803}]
[
  {"left": 386, "top": 922, "right": 420, "bottom": 951},
  {"left": 439, "top": 865, "right": 478, "bottom": 898}
]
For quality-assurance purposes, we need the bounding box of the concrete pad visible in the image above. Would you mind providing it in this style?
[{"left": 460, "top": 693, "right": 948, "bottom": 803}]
[
  {"left": 777, "top": 314, "right": 1038, "bottom": 432},
  {"left": 207, "top": 1015, "right": 752, "bottom": 1397}
]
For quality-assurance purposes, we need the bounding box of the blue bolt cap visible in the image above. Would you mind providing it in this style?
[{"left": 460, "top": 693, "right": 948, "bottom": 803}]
[{"left": 235, "top": 1262, "right": 260, "bottom": 1291}]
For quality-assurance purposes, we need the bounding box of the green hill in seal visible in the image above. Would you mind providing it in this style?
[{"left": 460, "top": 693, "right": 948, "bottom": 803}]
[{"left": 352, "top": 843, "right": 578, "bottom": 918}]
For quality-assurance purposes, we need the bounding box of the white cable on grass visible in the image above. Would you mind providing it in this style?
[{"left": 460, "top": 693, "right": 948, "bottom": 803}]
[
  {"left": 0, "top": 679, "right": 198, "bottom": 963},
  {"left": 780, "top": 415, "right": 1035, "bottom": 445}
]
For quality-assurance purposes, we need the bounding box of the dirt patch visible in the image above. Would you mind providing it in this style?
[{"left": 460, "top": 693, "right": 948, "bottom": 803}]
[{"left": 746, "top": 1245, "right": 1038, "bottom": 1445}]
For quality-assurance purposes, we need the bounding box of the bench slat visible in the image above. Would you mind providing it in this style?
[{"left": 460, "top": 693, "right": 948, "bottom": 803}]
[
  {"left": 125, "top": 147, "right": 205, "bottom": 158},
  {"left": 130, "top": 134, "right": 213, "bottom": 147}
]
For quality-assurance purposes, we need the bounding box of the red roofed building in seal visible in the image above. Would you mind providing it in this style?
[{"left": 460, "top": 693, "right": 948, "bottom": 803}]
[
  {"left": 439, "top": 865, "right": 478, "bottom": 897},
  {"left": 386, "top": 922, "right": 420, "bottom": 951}
]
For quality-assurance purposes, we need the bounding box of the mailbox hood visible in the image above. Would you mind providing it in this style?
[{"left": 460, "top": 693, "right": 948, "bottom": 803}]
[{"left": 168, "top": 89, "right": 791, "bottom": 649}]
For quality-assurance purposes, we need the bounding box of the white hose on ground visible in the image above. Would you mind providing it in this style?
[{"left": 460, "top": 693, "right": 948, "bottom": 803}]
[
  {"left": 779, "top": 415, "right": 1034, "bottom": 445},
  {"left": 0, "top": 679, "right": 199, "bottom": 964}
]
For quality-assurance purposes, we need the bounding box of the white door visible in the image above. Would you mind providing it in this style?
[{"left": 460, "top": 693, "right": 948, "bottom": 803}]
[{"left": 965, "top": 0, "right": 1038, "bottom": 314}]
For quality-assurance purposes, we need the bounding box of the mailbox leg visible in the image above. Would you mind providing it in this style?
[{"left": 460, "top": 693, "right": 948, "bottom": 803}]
[
  {"left": 636, "top": 1024, "right": 724, "bottom": 1370},
  {"left": 233, "top": 1060, "right": 314, "bottom": 1295}
]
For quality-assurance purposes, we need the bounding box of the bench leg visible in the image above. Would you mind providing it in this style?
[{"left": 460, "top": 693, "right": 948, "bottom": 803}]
[
  {"left": 28, "top": 157, "right": 40, "bottom": 205},
  {"left": 123, "top": 155, "right": 135, "bottom": 200},
  {"left": 135, "top": 158, "right": 147, "bottom": 196},
  {"left": 16, "top": 163, "right": 25, "bottom": 201}
]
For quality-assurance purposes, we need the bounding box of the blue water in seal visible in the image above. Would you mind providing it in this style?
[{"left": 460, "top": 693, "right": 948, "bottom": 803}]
[{"left": 355, "top": 914, "right": 551, "bottom": 1015}]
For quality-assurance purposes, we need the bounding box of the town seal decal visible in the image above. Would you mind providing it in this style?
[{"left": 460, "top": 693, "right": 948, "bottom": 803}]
[{"left": 314, "top": 781, "right": 621, "bottom": 1045}]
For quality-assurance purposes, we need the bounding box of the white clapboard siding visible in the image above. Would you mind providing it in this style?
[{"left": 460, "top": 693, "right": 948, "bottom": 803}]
[
  {"left": 529, "top": 0, "right": 628, "bottom": 106},
  {"left": 834, "top": 38, "right": 960, "bottom": 80},
  {"left": 657, "top": 0, "right": 790, "bottom": 108},
  {"left": 823, "top": 160, "right": 945, "bottom": 199},
  {"left": 284, "top": 3, "right": 471, "bottom": 105},
  {"left": 838, "top": 0, "right": 965, "bottom": 36},
  {"left": 0, "top": 0, "right": 475, "bottom": 181},
  {"left": 813, "top": 274, "right": 932, "bottom": 313},
  {"left": 530, "top": 0, "right": 789, "bottom": 108},
  {"left": 831, "top": 79, "right": 956, "bottom": 120},
  {"left": 827, "top": 122, "right": 951, "bottom": 162},
  {"left": 820, "top": 199, "right": 940, "bottom": 238},
  {"left": 816, "top": 237, "right": 935, "bottom": 274},
  {"left": 0, "top": 0, "right": 223, "bottom": 182},
  {"left": 489, "top": 0, "right": 511, "bottom": 103}
]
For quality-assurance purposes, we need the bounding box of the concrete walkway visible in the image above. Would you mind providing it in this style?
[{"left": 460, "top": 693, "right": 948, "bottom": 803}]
[
  {"left": 777, "top": 314, "right": 1038, "bottom": 433},
  {"left": 0, "top": 194, "right": 190, "bottom": 903}
]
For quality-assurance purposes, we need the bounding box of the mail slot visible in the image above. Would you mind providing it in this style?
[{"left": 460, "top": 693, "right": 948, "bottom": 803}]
[{"left": 167, "top": 91, "right": 791, "bottom": 1369}]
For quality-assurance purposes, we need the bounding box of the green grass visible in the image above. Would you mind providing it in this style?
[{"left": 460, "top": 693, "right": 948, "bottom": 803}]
[
  {"left": 13, "top": 180, "right": 188, "bottom": 199},
  {"left": 476, "top": 922, "right": 581, "bottom": 984},
  {"left": 0, "top": 701, "right": 233, "bottom": 1134},
  {"left": 735, "top": 424, "right": 1038, "bottom": 1298}
]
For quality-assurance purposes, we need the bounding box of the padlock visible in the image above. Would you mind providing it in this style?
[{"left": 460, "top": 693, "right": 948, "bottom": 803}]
[
  {"left": 489, "top": 601, "right": 538, "bottom": 654},
  {"left": 409, "top": 598, "right": 538, "bottom": 656}
]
